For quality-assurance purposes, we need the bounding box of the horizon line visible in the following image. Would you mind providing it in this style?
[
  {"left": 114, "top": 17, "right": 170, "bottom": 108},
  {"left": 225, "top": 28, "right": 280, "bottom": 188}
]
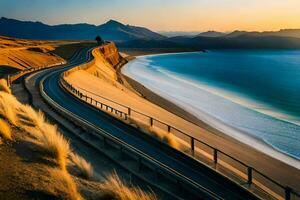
[{"left": 2, "top": 16, "right": 300, "bottom": 34}]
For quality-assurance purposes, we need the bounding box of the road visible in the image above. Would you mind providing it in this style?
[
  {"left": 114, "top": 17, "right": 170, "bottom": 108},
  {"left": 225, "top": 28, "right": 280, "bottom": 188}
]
[{"left": 34, "top": 46, "right": 259, "bottom": 200}]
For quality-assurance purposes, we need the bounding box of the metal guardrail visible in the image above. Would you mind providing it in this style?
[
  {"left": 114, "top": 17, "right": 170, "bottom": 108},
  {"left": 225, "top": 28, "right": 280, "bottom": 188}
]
[
  {"left": 39, "top": 68, "right": 223, "bottom": 200},
  {"left": 7, "top": 61, "right": 66, "bottom": 86},
  {"left": 61, "top": 58, "right": 300, "bottom": 200}
]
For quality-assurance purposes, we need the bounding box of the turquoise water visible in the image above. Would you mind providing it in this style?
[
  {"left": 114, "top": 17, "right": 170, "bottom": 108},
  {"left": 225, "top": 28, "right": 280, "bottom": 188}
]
[{"left": 122, "top": 50, "right": 300, "bottom": 160}]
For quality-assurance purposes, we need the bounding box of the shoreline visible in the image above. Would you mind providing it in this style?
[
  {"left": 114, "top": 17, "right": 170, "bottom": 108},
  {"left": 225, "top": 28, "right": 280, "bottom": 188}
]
[
  {"left": 65, "top": 46, "right": 300, "bottom": 191},
  {"left": 121, "top": 65, "right": 300, "bottom": 166},
  {"left": 120, "top": 52, "right": 300, "bottom": 162},
  {"left": 120, "top": 53, "right": 300, "bottom": 190},
  {"left": 119, "top": 48, "right": 203, "bottom": 57}
]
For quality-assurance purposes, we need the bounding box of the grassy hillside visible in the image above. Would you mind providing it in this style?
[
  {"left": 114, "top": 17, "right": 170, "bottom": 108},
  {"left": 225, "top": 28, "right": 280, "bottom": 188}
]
[
  {"left": 0, "top": 36, "right": 72, "bottom": 70},
  {"left": 0, "top": 79, "right": 156, "bottom": 200}
]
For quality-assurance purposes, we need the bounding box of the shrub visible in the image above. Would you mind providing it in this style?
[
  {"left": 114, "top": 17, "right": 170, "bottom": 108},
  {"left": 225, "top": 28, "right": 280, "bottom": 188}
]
[
  {"left": 101, "top": 171, "right": 157, "bottom": 200},
  {"left": 69, "top": 152, "right": 93, "bottom": 180},
  {"left": 0, "top": 119, "right": 12, "bottom": 141}
]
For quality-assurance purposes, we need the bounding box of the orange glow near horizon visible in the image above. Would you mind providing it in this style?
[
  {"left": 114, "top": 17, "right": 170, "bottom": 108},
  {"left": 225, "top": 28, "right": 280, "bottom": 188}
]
[
  {"left": 120, "top": 0, "right": 300, "bottom": 32},
  {"left": 1, "top": 0, "right": 300, "bottom": 32}
]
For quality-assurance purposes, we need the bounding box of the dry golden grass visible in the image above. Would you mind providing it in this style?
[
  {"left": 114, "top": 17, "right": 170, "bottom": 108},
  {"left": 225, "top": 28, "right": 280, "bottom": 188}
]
[
  {"left": 0, "top": 79, "right": 11, "bottom": 94},
  {"left": 16, "top": 104, "right": 45, "bottom": 128},
  {"left": 149, "top": 126, "right": 179, "bottom": 150},
  {"left": 129, "top": 118, "right": 179, "bottom": 150},
  {"left": 0, "top": 90, "right": 82, "bottom": 199},
  {"left": 0, "top": 91, "right": 20, "bottom": 126},
  {"left": 31, "top": 123, "right": 71, "bottom": 170},
  {"left": 51, "top": 169, "right": 82, "bottom": 200},
  {"left": 0, "top": 119, "right": 12, "bottom": 141},
  {"left": 0, "top": 90, "right": 70, "bottom": 170},
  {"left": 0, "top": 88, "right": 155, "bottom": 199},
  {"left": 101, "top": 171, "right": 157, "bottom": 200},
  {"left": 69, "top": 152, "right": 94, "bottom": 180}
]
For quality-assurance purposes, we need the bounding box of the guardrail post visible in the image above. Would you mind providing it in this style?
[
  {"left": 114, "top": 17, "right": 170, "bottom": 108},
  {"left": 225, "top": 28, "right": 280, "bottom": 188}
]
[
  {"left": 213, "top": 149, "right": 218, "bottom": 165},
  {"left": 191, "top": 137, "right": 195, "bottom": 156},
  {"left": 285, "top": 187, "right": 291, "bottom": 200},
  {"left": 247, "top": 167, "right": 252, "bottom": 185},
  {"left": 128, "top": 107, "right": 131, "bottom": 116},
  {"left": 167, "top": 125, "right": 171, "bottom": 133},
  {"left": 6, "top": 75, "right": 10, "bottom": 87}
]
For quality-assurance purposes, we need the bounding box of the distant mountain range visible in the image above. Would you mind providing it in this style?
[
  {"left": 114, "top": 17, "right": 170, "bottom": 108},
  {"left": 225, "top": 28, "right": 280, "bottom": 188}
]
[
  {"left": 225, "top": 29, "right": 300, "bottom": 39},
  {"left": 159, "top": 31, "right": 200, "bottom": 37},
  {"left": 197, "top": 31, "right": 226, "bottom": 37},
  {"left": 0, "top": 17, "right": 165, "bottom": 42},
  {"left": 1, "top": 17, "right": 300, "bottom": 49}
]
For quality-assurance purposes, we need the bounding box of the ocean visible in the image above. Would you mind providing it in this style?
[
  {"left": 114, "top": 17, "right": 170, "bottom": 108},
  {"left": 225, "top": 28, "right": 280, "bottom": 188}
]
[{"left": 122, "top": 50, "right": 300, "bottom": 160}]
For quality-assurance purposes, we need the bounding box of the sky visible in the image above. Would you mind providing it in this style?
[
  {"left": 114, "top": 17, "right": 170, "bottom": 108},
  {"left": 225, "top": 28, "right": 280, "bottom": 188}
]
[{"left": 1, "top": 0, "right": 300, "bottom": 32}]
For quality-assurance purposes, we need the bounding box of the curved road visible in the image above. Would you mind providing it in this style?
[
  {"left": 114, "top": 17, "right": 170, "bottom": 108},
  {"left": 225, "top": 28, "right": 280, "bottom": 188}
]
[{"left": 39, "top": 47, "right": 258, "bottom": 200}]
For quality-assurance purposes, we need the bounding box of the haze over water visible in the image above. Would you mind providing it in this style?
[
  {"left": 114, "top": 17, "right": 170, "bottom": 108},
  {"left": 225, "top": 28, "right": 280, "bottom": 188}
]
[{"left": 123, "top": 50, "right": 300, "bottom": 160}]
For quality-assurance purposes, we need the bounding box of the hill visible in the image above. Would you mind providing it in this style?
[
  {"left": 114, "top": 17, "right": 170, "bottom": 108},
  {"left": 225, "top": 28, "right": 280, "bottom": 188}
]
[
  {"left": 225, "top": 29, "right": 300, "bottom": 39},
  {"left": 0, "top": 17, "right": 165, "bottom": 42},
  {"left": 169, "top": 35, "right": 300, "bottom": 49},
  {"left": 197, "top": 31, "right": 226, "bottom": 37}
]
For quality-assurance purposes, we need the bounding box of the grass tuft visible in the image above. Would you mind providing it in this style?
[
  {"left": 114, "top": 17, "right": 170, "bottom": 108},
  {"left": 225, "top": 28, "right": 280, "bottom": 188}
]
[
  {"left": 101, "top": 171, "right": 157, "bottom": 200},
  {"left": 0, "top": 91, "right": 20, "bottom": 126},
  {"left": 51, "top": 169, "right": 82, "bottom": 200},
  {"left": 0, "top": 79, "right": 11, "bottom": 94},
  {"left": 69, "top": 152, "right": 94, "bottom": 180},
  {"left": 34, "top": 123, "right": 71, "bottom": 170},
  {"left": 17, "top": 105, "right": 45, "bottom": 128},
  {"left": 0, "top": 119, "right": 12, "bottom": 141},
  {"left": 0, "top": 91, "right": 70, "bottom": 170},
  {"left": 129, "top": 118, "right": 179, "bottom": 150},
  {"left": 148, "top": 126, "right": 179, "bottom": 150}
]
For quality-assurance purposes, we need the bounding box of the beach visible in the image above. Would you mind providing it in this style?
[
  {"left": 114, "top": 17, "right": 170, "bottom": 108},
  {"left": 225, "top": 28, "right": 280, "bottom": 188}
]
[{"left": 65, "top": 47, "right": 300, "bottom": 192}]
